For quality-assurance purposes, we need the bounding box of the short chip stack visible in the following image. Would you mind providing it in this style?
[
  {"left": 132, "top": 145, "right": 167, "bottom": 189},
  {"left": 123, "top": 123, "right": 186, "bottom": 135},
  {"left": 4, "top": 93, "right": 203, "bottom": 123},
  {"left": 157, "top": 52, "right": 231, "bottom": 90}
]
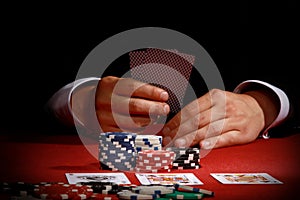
[
  {"left": 99, "top": 132, "right": 136, "bottom": 171},
  {"left": 33, "top": 182, "right": 94, "bottom": 200},
  {"left": 135, "top": 135, "right": 162, "bottom": 153},
  {"left": 166, "top": 147, "right": 201, "bottom": 170},
  {"left": 118, "top": 185, "right": 175, "bottom": 200},
  {"left": 135, "top": 150, "right": 175, "bottom": 173}
]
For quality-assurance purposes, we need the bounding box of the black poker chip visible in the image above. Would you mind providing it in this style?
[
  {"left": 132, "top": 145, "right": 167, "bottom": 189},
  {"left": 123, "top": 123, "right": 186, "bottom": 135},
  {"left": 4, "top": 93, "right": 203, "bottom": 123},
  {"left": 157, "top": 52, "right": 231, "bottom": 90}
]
[
  {"left": 0, "top": 182, "right": 36, "bottom": 197},
  {"left": 173, "top": 155, "right": 200, "bottom": 161},
  {"left": 78, "top": 181, "right": 120, "bottom": 194}
]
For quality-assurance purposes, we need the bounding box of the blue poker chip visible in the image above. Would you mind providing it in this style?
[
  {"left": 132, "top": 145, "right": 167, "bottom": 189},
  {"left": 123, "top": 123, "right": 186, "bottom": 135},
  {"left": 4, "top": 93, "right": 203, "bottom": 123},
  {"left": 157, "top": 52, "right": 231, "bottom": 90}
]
[
  {"left": 100, "top": 162, "right": 135, "bottom": 171},
  {"left": 99, "top": 142, "right": 136, "bottom": 151},
  {"left": 135, "top": 145, "right": 161, "bottom": 151},
  {"left": 98, "top": 132, "right": 140, "bottom": 172},
  {"left": 100, "top": 132, "right": 137, "bottom": 139},
  {"left": 99, "top": 149, "right": 135, "bottom": 156}
]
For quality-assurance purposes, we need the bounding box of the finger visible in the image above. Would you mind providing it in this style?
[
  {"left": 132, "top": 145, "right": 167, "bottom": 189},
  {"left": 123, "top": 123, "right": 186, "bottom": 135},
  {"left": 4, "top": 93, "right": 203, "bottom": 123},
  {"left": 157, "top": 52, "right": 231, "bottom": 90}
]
[
  {"left": 111, "top": 94, "right": 170, "bottom": 116},
  {"left": 161, "top": 89, "right": 227, "bottom": 137},
  {"left": 114, "top": 78, "right": 169, "bottom": 101},
  {"left": 200, "top": 130, "right": 242, "bottom": 149},
  {"left": 97, "top": 110, "right": 154, "bottom": 129},
  {"left": 161, "top": 109, "right": 208, "bottom": 138},
  {"left": 162, "top": 105, "right": 226, "bottom": 140},
  {"left": 163, "top": 118, "right": 231, "bottom": 147}
]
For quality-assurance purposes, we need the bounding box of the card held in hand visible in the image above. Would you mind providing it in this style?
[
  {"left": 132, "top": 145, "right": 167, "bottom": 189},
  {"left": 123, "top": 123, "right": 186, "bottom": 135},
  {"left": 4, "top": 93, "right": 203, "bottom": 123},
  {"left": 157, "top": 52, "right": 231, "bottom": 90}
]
[{"left": 129, "top": 48, "right": 195, "bottom": 115}]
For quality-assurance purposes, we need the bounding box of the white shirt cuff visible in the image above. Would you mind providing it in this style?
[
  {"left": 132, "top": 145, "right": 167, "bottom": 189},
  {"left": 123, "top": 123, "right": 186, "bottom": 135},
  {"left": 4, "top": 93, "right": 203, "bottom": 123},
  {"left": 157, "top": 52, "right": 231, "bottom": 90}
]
[
  {"left": 234, "top": 80, "right": 290, "bottom": 139},
  {"left": 47, "top": 77, "right": 100, "bottom": 127}
]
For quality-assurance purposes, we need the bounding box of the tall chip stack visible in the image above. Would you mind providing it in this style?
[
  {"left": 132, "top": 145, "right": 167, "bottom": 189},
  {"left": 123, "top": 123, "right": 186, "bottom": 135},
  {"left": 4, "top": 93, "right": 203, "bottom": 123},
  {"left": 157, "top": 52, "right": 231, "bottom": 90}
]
[
  {"left": 99, "top": 132, "right": 136, "bottom": 171},
  {"left": 166, "top": 147, "right": 201, "bottom": 170},
  {"left": 134, "top": 135, "right": 162, "bottom": 153}
]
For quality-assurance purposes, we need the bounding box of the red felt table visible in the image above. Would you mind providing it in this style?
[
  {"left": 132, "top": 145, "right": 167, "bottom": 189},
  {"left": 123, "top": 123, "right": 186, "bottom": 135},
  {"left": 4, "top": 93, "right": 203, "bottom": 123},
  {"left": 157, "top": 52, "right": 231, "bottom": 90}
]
[{"left": 1, "top": 131, "right": 300, "bottom": 200}]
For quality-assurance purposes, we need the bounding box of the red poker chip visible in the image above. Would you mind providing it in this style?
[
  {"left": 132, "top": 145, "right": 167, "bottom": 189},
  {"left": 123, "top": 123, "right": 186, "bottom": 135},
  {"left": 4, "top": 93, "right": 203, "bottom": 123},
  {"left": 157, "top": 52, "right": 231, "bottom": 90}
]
[
  {"left": 135, "top": 164, "right": 172, "bottom": 170},
  {"left": 135, "top": 167, "right": 171, "bottom": 173},
  {"left": 90, "top": 193, "right": 119, "bottom": 200},
  {"left": 34, "top": 183, "right": 93, "bottom": 200}
]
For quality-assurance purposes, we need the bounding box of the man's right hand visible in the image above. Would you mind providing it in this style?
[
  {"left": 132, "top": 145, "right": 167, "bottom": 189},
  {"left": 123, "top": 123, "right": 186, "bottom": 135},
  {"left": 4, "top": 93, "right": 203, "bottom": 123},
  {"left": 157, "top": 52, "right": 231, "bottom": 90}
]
[{"left": 95, "top": 76, "right": 170, "bottom": 133}]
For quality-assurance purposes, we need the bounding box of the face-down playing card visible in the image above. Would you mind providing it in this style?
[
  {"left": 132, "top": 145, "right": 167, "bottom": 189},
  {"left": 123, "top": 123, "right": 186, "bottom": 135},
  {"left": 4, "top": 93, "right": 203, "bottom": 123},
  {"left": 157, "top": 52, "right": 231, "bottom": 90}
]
[{"left": 129, "top": 48, "right": 195, "bottom": 115}]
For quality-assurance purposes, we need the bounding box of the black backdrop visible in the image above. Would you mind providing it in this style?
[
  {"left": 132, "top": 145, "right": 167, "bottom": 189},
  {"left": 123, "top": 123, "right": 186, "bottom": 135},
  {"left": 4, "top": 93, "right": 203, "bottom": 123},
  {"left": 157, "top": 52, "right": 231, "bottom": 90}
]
[{"left": 1, "top": 2, "right": 298, "bottom": 134}]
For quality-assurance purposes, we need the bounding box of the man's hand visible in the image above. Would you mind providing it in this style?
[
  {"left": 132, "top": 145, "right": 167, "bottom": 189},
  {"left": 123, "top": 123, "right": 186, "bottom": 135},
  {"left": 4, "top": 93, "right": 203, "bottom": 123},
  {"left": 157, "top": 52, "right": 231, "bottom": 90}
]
[
  {"left": 160, "top": 89, "right": 265, "bottom": 149},
  {"left": 95, "top": 76, "right": 170, "bottom": 133}
]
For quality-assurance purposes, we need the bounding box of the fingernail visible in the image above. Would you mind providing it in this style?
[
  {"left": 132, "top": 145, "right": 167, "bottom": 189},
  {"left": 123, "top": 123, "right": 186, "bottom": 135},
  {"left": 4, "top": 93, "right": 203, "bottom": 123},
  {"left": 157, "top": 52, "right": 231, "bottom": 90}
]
[
  {"left": 202, "top": 141, "right": 211, "bottom": 149},
  {"left": 163, "top": 136, "right": 172, "bottom": 145},
  {"left": 160, "top": 91, "right": 168, "bottom": 101},
  {"left": 162, "top": 127, "right": 170, "bottom": 135},
  {"left": 163, "top": 105, "right": 169, "bottom": 115},
  {"left": 175, "top": 138, "right": 186, "bottom": 147}
]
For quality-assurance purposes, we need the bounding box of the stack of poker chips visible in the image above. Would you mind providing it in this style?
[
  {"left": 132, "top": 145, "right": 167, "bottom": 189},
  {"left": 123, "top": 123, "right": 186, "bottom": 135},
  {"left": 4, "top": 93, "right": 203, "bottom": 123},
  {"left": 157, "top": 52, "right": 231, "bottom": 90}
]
[
  {"left": 135, "top": 135, "right": 162, "bottom": 153},
  {"left": 99, "top": 132, "right": 136, "bottom": 171},
  {"left": 33, "top": 182, "right": 94, "bottom": 200},
  {"left": 118, "top": 185, "right": 175, "bottom": 199},
  {"left": 166, "top": 147, "right": 201, "bottom": 170},
  {"left": 135, "top": 150, "right": 175, "bottom": 173},
  {"left": 174, "top": 183, "right": 214, "bottom": 196}
]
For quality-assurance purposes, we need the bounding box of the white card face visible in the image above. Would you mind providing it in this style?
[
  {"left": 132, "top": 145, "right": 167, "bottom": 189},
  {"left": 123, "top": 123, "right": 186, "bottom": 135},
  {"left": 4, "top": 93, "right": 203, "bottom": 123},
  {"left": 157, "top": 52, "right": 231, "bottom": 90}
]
[
  {"left": 65, "top": 173, "right": 131, "bottom": 185},
  {"left": 210, "top": 173, "right": 283, "bottom": 184},
  {"left": 136, "top": 173, "right": 203, "bottom": 185}
]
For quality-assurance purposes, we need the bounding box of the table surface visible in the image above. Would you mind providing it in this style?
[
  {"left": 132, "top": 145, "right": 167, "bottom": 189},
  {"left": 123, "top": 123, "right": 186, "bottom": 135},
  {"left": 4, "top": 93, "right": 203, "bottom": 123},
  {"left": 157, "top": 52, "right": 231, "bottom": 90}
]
[{"left": 1, "top": 131, "right": 300, "bottom": 200}]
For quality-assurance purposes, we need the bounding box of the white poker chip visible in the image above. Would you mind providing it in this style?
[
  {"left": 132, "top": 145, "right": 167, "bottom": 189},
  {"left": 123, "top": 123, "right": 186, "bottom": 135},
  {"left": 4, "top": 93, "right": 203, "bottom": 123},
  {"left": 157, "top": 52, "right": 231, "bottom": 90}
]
[
  {"left": 131, "top": 185, "right": 175, "bottom": 195},
  {"left": 117, "top": 190, "right": 156, "bottom": 200}
]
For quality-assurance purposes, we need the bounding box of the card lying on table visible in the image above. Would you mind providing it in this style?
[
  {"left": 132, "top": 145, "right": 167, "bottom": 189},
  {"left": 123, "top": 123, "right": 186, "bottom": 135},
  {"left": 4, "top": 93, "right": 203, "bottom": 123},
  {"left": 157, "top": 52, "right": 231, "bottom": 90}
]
[
  {"left": 136, "top": 173, "right": 203, "bottom": 185},
  {"left": 65, "top": 173, "right": 131, "bottom": 185},
  {"left": 210, "top": 173, "right": 283, "bottom": 184}
]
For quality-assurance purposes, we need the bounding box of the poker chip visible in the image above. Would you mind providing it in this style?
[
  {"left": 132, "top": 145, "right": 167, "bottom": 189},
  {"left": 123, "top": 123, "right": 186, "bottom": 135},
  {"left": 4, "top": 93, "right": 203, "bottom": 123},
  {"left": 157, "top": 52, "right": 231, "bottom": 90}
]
[
  {"left": 33, "top": 183, "right": 93, "bottom": 200},
  {"left": 164, "top": 191, "right": 204, "bottom": 199},
  {"left": 99, "top": 132, "right": 137, "bottom": 171},
  {"left": 166, "top": 147, "right": 201, "bottom": 170},
  {"left": 171, "top": 165, "right": 201, "bottom": 170},
  {"left": 135, "top": 135, "right": 162, "bottom": 153},
  {"left": 135, "top": 150, "right": 175, "bottom": 172},
  {"left": 154, "top": 198, "right": 173, "bottom": 200},
  {"left": 131, "top": 185, "right": 175, "bottom": 195},
  {"left": 90, "top": 193, "right": 119, "bottom": 200},
  {"left": 172, "top": 162, "right": 199, "bottom": 167},
  {"left": 117, "top": 190, "right": 159, "bottom": 200},
  {"left": 174, "top": 184, "right": 214, "bottom": 196},
  {"left": 0, "top": 182, "right": 36, "bottom": 197},
  {"left": 136, "top": 145, "right": 162, "bottom": 152},
  {"left": 79, "top": 182, "right": 120, "bottom": 194},
  {"left": 166, "top": 147, "right": 200, "bottom": 154},
  {"left": 135, "top": 168, "right": 171, "bottom": 173}
]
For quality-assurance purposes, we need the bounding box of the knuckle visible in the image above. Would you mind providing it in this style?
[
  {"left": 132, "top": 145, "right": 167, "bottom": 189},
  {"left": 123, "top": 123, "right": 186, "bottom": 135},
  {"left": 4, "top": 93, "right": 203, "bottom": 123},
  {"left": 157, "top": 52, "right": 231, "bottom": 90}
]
[
  {"left": 209, "top": 88, "right": 226, "bottom": 102},
  {"left": 149, "top": 86, "right": 157, "bottom": 97},
  {"left": 192, "top": 115, "right": 200, "bottom": 128},
  {"left": 199, "top": 113, "right": 207, "bottom": 122},
  {"left": 101, "top": 76, "right": 116, "bottom": 86},
  {"left": 130, "top": 100, "right": 140, "bottom": 111},
  {"left": 209, "top": 88, "right": 222, "bottom": 96}
]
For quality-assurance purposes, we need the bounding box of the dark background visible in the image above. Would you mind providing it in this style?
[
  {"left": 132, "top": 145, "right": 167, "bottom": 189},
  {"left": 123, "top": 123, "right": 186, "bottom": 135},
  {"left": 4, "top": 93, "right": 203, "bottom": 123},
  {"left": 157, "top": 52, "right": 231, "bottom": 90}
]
[{"left": 1, "top": 1, "right": 298, "bottom": 134}]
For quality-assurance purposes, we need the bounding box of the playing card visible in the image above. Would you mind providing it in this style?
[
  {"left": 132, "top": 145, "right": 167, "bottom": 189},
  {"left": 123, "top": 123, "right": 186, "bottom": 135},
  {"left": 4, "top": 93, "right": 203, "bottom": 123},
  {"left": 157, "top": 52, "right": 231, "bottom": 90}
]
[
  {"left": 65, "top": 172, "right": 131, "bottom": 184},
  {"left": 129, "top": 48, "right": 194, "bottom": 114},
  {"left": 210, "top": 173, "right": 283, "bottom": 184},
  {"left": 136, "top": 173, "right": 203, "bottom": 185}
]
